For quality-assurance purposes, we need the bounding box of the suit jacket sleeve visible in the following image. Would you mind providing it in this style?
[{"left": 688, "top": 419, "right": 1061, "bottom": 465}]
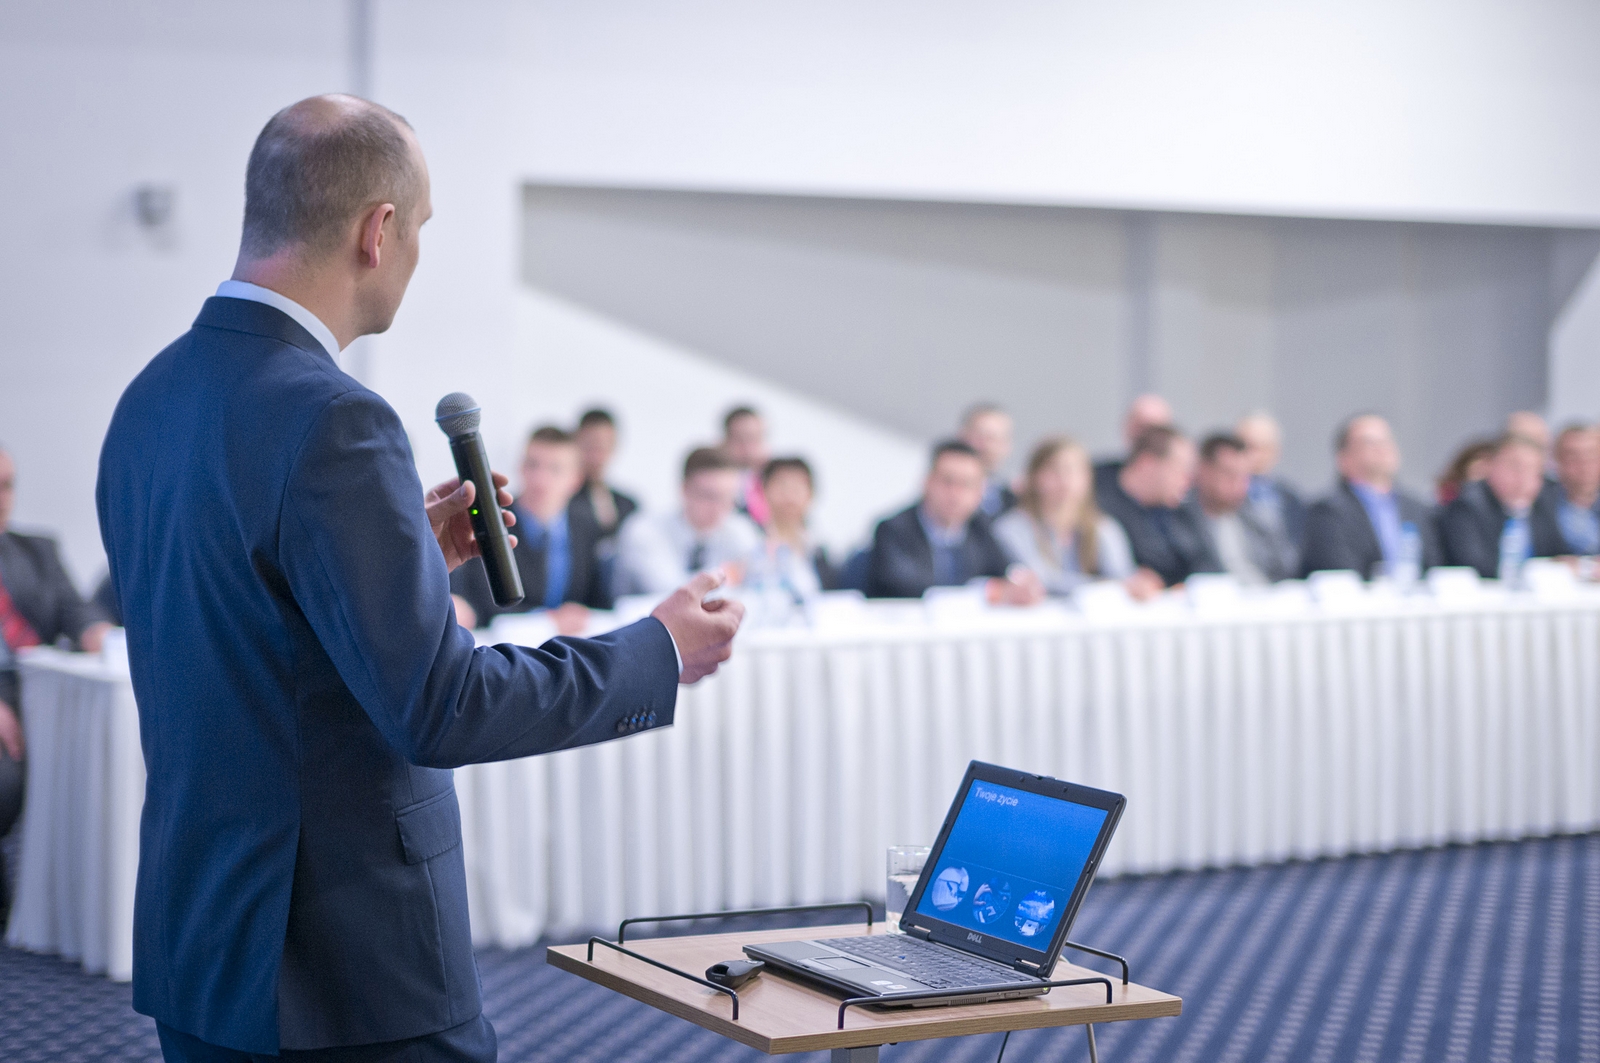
[
  {"left": 20, "top": 536, "right": 107, "bottom": 645},
  {"left": 1300, "top": 500, "right": 1360, "bottom": 576},
  {"left": 1435, "top": 499, "right": 1492, "bottom": 576},
  {"left": 865, "top": 515, "right": 930, "bottom": 598},
  {"left": 280, "top": 391, "right": 677, "bottom": 769}
]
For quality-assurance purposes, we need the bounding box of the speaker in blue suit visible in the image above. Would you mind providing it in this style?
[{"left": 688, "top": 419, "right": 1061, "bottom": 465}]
[{"left": 95, "top": 96, "right": 742, "bottom": 1062}]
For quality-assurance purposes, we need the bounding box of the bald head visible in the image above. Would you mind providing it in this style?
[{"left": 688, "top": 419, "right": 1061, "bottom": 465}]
[
  {"left": 1235, "top": 411, "right": 1282, "bottom": 477},
  {"left": 241, "top": 94, "right": 425, "bottom": 260},
  {"left": 1504, "top": 411, "right": 1550, "bottom": 457},
  {"left": 1123, "top": 394, "right": 1174, "bottom": 448}
]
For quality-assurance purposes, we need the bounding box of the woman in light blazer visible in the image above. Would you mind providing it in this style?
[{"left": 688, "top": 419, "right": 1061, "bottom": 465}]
[{"left": 993, "top": 436, "right": 1163, "bottom": 600}]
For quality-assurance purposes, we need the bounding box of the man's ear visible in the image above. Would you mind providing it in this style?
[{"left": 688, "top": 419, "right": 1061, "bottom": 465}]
[{"left": 360, "top": 203, "right": 396, "bottom": 269}]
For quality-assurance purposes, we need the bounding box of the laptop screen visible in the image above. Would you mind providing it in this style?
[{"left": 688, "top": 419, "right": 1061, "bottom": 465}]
[{"left": 912, "top": 777, "right": 1109, "bottom": 952}]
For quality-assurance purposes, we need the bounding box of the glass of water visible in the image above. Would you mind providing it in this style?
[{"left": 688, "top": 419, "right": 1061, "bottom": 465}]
[{"left": 885, "top": 845, "right": 931, "bottom": 932}]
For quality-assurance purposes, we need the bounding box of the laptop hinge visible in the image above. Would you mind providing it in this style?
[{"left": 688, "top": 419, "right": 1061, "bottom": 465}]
[
  {"left": 906, "top": 926, "right": 933, "bottom": 941},
  {"left": 1016, "top": 958, "right": 1043, "bottom": 971}
]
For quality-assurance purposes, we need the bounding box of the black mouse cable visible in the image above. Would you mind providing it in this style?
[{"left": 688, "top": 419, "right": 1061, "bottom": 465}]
[{"left": 995, "top": 1029, "right": 1011, "bottom": 1063}]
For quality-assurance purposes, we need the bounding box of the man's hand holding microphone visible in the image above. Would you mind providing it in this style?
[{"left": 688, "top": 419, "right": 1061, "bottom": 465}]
[{"left": 427, "top": 392, "right": 744, "bottom": 684}]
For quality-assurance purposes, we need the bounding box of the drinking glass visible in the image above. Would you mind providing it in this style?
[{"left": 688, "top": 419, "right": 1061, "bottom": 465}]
[{"left": 885, "top": 845, "right": 931, "bottom": 932}]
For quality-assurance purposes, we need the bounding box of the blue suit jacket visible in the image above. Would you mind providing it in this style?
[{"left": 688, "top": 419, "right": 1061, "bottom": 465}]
[{"left": 96, "top": 298, "right": 679, "bottom": 1053}]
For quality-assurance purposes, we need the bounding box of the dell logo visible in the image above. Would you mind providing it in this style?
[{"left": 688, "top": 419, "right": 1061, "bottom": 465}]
[{"left": 967, "top": 932, "right": 983, "bottom": 944}]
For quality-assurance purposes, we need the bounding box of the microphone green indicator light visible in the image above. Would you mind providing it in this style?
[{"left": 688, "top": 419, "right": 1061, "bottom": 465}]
[{"left": 470, "top": 508, "right": 479, "bottom": 515}]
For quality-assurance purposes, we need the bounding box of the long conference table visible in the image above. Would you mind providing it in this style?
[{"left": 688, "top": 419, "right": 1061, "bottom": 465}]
[{"left": 8, "top": 582, "right": 1600, "bottom": 977}]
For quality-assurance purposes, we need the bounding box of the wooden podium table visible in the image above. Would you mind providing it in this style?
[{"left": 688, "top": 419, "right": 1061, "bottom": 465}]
[{"left": 547, "top": 923, "right": 1181, "bottom": 1061}]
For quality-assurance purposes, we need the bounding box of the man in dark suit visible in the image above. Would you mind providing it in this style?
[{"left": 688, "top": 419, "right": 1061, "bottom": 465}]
[
  {"left": 1301, "top": 414, "right": 1441, "bottom": 578},
  {"left": 1189, "top": 433, "right": 1298, "bottom": 584},
  {"left": 1548, "top": 423, "right": 1600, "bottom": 556},
  {"left": 1235, "top": 411, "right": 1308, "bottom": 546},
  {"left": 569, "top": 407, "right": 638, "bottom": 537},
  {"left": 0, "top": 447, "right": 114, "bottom": 926},
  {"left": 865, "top": 441, "right": 1042, "bottom": 603},
  {"left": 451, "top": 426, "right": 609, "bottom": 633},
  {"left": 96, "top": 95, "right": 742, "bottom": 1063},
  {"left": 1095, "top": 426, "right": 1221, "bottom": 587},
  {"left": 1093, "top": 393, "right": 1174, "bottom": 494},
  {"left": 1438, "top": 433, "right": 1567, "bottom": 578}
]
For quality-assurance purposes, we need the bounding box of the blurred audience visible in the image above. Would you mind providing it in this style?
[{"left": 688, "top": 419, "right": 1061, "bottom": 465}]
[
  {"left": 1302, "top": 414, "right": 1441, "bottom": 579},
  {"left": 959, "top": 403, "right": 1017, "bottom": 517},
  {"left": 1550, "top": 424, "right": 1600, "bottom": 556},
  {"left": 1505, "top": 411, "right": 1553, "bottom": 472},
  {"left": 1095, "top": 426, "right": 1219, "bottom": 587},
  {"left": 614, "top": 446, "right": 762, "bottom": 597},
  {"left": 1436, "top": 438, "right": 1495, "bottom": 504},
  {"left": 1094, "top": 393, "right": 1174, "bottom": 493},
  {"left": 570, "top": 408, "right": 638, "bottom": 537},
  {"left": 993, "top": 437, "right": 1161, "bottom": 600},
  {"left": 1191, "top": 433, "right": 1299, "bottom": 585},
  {"left": 1235, "top": 412, "right": 1307, "bottom": 546},
  {"left": 865, "top": 441, "right": 1041, "bottom": 604},
  {"left": 722, "top": 406, "right": 772, "bottom": 527},
  {"left": 1437, "top": 433, "right": 1567, "bottom": 579},
  {"left": 1, "top": 446, "right": 113, "bottom": 925},
  {"left": 751, "top": 457, "right": 836, "bottom": 598},
  {"left": 451, "top": 426, "right": 609, "bottom": 634}
]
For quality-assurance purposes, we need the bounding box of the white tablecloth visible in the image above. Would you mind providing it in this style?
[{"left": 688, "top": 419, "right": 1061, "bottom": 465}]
[
  {"left": 460, "top": 591, "right": 1600, "bottom": 946},
  {"left": 5, "top": 648, "right": 143, "bottom": 980},
  {"left": 10, "top": 590, "right": 1599, "bottom": 974}
]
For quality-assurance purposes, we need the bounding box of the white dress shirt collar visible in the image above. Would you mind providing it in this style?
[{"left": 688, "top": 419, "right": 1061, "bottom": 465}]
[{"left": 215, "top": 280, "right": 342, "bottom": 364}]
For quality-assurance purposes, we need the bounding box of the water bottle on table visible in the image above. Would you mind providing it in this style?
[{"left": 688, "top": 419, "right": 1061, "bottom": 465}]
[
  {"left": 1390, "top": 521, "right": 1422, "bottom": 589},
  {"left": 1498, "top": 516, "right": 1531, "bottom": 588}
]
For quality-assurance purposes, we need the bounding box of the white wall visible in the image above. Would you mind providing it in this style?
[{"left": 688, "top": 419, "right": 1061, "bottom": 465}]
[
  {"left": 510, "top": 291, "right": 925, "bottom": 551},
  {"left": 1549, "top": 244, "right": 1600, "bottom": 428},
  {"left": 519, "top": 188, "right": 1577, "bottom": 497},
  {"left": 0, "top": 1, "right": 348, "bottom": 586},
  {"left": 513, "top": 0, "right": 1600, "bottom": 226}
]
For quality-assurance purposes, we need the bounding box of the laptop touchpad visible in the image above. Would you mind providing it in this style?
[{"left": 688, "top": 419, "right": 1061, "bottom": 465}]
[{"left": 814, "top": 957, "right": 870, "bottom": 970}]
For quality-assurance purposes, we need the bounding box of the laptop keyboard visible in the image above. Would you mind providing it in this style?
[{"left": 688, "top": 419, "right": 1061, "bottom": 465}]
[{"left": 816, "top": 935, "right": 1031, "bottom": 990}]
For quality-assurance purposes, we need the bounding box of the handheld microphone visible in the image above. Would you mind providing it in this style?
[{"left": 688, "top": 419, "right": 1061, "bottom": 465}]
[{"left": 435, "top": 393, "right": 524, "bottom": 607}]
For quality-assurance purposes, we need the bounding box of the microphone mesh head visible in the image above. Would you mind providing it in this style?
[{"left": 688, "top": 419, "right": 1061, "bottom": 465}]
[{"left": 435, "top": 392, "right": 481, "bottom": 438}]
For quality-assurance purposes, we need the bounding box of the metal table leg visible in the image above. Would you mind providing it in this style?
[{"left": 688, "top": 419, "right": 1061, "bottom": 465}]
[
  {"left": 1086, "top": 1023, "right": 1098, "bottom": 1063},
  {"left": 831, "top": 1048, "right": 879, "bottom": 1062}
]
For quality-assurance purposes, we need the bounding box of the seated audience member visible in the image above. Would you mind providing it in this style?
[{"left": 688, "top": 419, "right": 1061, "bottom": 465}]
[
  {"left": 960, "top": 403, "right": 1017, "bottom": 517},
  {"left": 0, "top": 446, "right": 113, "bottom": 924},
  {"left": 451, "top": 426, "right": 608, "bottom": 633},
  {"left": 865, "top": 441, "right": 1042, "bottom": 604},
  {"left": 1437, "top": 433, "right": 1567, "bottom": 578},
  {"left": 1235, "top": 411, "right": 1307, "bottom": 545},
  {"left": 722, "top": 406, "right": 772, "bottom": 527},
  {"left": 1300, "top": 414, "right": 1441, "bottom": 578},
  {"left": 751, "top": 457, "right": 835, "bottom": 597},
  {"left": 569, "top": 408, "right": 638, "bottom": 537},
  {"left": 1093, "top": 393, "right": 1174, "bottom": 493},
  {"left": 1094, "top": 426, "right": 1220, "bottom": 587},
  {"left": 1436, "top": 438, "right": 1495, "bottom": 504},
  {"left": 1505, "top": 410, "right": 1553, "bottom": 468},
  {"left": 1190, "top": 433, "right": 1299, "bottom": 585},
  {"left": 1549, "top": 424, "right": 1600, "bottom": 556},
  {"left": 993, "top": 437, "right": 1162, "bottom": 600},
  {"left": 614, "top": 447, "right": 762, "bottom": 597}
]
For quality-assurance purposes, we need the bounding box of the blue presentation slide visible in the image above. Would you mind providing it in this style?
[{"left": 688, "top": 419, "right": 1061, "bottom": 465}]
[{"left": 915, "top": 780, "right": 1107, "bottom": 949}]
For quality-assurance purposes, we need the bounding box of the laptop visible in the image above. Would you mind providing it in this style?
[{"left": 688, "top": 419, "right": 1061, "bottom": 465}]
[{"left": 744, "top": 760, "right": 1125, "bottom": 1006}]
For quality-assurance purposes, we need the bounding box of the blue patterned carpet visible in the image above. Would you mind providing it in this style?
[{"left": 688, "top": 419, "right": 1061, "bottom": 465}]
[{"left": 3, "top": 834, "right": 1596, "bottom": 1063}]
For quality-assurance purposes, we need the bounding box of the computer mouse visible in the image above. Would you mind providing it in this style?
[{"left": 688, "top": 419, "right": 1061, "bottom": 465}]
[{"left": 705, "top": 959, "right": 765, "bottom": 988}]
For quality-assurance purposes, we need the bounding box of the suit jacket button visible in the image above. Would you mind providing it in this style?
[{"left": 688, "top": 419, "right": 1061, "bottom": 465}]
[
  {"left": 646, "top": 712, "right": 657, "bottom": 726},
  {"left": 615, "top": 720, "right": 627, "bottom": 733}
]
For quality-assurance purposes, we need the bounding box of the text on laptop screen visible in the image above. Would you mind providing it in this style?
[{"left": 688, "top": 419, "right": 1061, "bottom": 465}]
[{"left": 913, "top": 780, "right": 1108, "bottom": 949}]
